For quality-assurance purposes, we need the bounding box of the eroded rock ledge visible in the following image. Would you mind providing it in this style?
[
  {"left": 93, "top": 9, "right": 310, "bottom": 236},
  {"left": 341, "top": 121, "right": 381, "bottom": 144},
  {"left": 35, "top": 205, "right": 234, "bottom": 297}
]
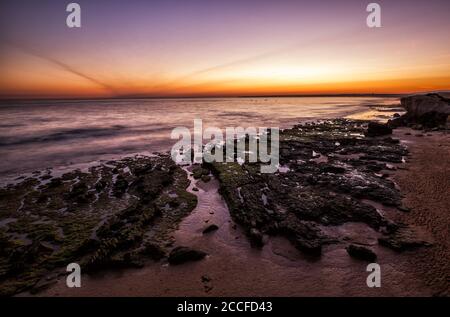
[
  {"left": 206, "top": 119, "right": 430, "bottom": 255},
  {"left": 0, "top": 155, "right": 197, "bottom": 295}
]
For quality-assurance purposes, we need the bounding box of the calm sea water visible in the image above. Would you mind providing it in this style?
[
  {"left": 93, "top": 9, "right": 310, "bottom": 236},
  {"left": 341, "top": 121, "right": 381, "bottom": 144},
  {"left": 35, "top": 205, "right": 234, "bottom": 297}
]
[{"left": 0, "top": 97, "right": 400, "bottom": 178}]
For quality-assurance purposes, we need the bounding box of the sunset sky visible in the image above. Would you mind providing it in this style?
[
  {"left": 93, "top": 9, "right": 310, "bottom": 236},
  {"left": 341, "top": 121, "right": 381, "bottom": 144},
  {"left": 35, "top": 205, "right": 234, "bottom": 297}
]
[{"left": 0, "top": 0, "right": 449, "bottom": 99}]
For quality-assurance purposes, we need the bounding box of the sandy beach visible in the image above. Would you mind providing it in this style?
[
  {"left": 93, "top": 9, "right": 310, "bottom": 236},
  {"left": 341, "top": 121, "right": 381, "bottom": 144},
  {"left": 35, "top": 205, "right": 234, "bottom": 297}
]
[{"left": 392, "top": 128, "right": 450, "bottom": 296}]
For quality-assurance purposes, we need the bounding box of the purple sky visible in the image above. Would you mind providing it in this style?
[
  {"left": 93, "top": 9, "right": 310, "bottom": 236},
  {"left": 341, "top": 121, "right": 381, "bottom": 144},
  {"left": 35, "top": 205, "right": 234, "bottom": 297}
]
[{"left": 1, "top": 0, "right": 449, "bottom": 98}]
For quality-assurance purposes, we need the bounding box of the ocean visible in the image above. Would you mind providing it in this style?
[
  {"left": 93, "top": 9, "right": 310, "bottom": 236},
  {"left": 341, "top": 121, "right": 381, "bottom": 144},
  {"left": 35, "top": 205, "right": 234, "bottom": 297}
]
[{"left": 0, "top": 96, "right": 400, "bottom": 179}]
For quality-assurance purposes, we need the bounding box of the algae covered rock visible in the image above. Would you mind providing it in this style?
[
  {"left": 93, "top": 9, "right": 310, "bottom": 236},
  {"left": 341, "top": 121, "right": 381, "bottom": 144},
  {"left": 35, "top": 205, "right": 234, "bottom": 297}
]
[
  {"left": 209, "top": 119, "right": 410, "bottom": 256},
  {"left": 0, "top": 154, "right": 197, "bottom": 295}
]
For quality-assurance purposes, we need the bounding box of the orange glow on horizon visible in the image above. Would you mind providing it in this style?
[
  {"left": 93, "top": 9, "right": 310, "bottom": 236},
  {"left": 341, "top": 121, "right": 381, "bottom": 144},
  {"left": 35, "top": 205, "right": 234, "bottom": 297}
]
[
  {"left": 1, "top": 1, "right": 449, "bottom": 99},
  {"left": 2, "top": 71, "right": 449, "bottom": 99}
]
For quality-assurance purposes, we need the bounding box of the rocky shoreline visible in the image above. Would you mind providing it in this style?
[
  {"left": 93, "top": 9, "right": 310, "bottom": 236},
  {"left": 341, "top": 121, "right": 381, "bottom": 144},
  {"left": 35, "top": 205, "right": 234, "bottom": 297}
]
[
  {"left": 207, "top": 119, "right": 424, "bottom": 255},
  {"left": 0, "top": 155, "right": 197, "bottom": 295},
  {"left": 0, "top": 94, "right": 448, "bottom": 296}
]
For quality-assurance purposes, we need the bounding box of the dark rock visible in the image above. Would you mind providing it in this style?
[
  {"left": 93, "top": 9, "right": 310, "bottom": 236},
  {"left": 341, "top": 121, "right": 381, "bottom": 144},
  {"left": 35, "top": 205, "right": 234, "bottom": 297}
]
[
  {"left": 202, "top": 275, "right": 211, "bottom": 283},
  {"left": 69, "top": 182, "right": 88, "bottom": 198},
  {"left": 192, "top": 166, "right": 209, "bottom": 179},
  {"left": 95, "top": 180, "right": 107, "bottom": 192},
  {"left": 142, "top": 242, "right": 165, "bottom": 260},
  {"left": 40, "top": 174, "right": 52, "bottom": 180},
  {"left": 203, "top": 284, "right": 213, "bottom": 293},
  {"left": 277, "top": 219, "right": 323, "bottom": 255},
  {"left": 415, "top": 111, "right": 449, "bottom": 129},
  {"left": 201, "top": 175, "right": 211, "bottom": 183},
  {"left": 248, "top": 228, "right": 264, "bottom": 247},
  {"left": 67, "top": 182, "right": 92, "bottom": 203},
  {"left": 168, "top": 198, "right": 180, "bottom": 208},
  {"left": 113, "top": 175, "right": 129, "bottom": 197},
  {"left": 134, "top": 163, "right": 153, "bottom": 176},
  {"left": 201, "top": 275, "right": 214, "bottom": 293},
  {"left": 36, "top": 194, "right": 49, "bottom": 204},
  {"left": 401, "top": 94, "right": 450, "bottom": 118},
  {"left": 48, "top": 178, "right": 63, "bottom": 188},
  {"left": 379, "top": 220, "right": 400, "bottom": 235},
  {"left": 202, "top": 224, "right": 219, "bottom": 234},
  {"left": 321, "top": 165, "right": 346, "bottom": 174},
  {"left": 346, "top": 244, "right": 377, "bottom": 262},
  {"left": 390, "top": 94, "right": 450, "bottom": 129},
  {"left": 388, "top": 115, "right": 407, "bottom": 128},
  {"left": 201, "top": 275, "right": 211, "bottom": 283},
  {"left": 383, "top": 137, "right": 399, "bottom": 144},
  {"left": 168, "top": 246, "right": 207, "bottom": 265},
  {"left": 365, "top": 122, "right": 392, "bottom": 137}
]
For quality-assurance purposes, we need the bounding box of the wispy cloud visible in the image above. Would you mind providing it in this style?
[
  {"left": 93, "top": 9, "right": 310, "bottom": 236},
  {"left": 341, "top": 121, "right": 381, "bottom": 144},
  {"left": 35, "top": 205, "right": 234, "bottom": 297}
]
[{"left": 3, "top": 39, "right": 118, "bottom": 95}]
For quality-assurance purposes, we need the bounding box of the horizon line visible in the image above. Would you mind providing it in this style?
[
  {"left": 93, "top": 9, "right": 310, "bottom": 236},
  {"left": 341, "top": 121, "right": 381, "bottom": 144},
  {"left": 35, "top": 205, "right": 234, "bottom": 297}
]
[{"left": 1, "top": 92, "right": 444, "bottom": 103}]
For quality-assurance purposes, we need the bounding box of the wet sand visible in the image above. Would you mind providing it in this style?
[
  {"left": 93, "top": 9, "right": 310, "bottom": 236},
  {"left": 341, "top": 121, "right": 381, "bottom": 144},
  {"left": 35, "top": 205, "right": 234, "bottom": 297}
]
[
  {"left": 39, "top": 129, "right": 449, "bottom": 297},
  {"left": 390, "top": 128, "right": 450, "bottom": 296}
]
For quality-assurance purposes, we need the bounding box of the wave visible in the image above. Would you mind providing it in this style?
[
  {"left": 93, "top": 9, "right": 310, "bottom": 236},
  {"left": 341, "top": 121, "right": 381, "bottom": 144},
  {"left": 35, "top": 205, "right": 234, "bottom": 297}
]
[{"left": 0, "top": 125, "right": 172, "bottom": 147}]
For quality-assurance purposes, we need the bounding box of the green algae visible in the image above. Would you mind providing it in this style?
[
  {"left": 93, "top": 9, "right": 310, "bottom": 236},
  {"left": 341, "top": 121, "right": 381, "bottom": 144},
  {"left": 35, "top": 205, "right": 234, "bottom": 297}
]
[{"left": 0, "top": 155, "right": 197, "bottom": 296}]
